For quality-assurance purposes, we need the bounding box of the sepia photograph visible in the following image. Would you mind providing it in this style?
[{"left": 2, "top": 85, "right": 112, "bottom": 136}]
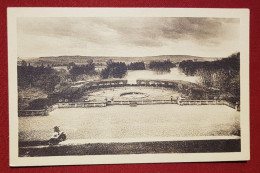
[{"left": 8, "top": 8, "right": 250, "bottom": 166}]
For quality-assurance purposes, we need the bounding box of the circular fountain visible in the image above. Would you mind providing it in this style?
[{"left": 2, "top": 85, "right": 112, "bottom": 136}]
[{"left": 120, "top": 92, "right": 149, "bottom": 99}]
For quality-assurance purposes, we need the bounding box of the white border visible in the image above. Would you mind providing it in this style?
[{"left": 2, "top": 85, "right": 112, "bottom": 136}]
[{"left": 8, "top": 8, "right": 250, "bottom": 167}]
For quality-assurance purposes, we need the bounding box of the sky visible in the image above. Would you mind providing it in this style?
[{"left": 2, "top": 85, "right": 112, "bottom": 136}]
[{"left": 17, "top": 17, "right": 240, "bottom": 58}]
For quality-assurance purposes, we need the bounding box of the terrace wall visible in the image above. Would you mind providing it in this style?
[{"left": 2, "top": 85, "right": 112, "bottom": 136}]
[
  {"left": 18, "top": 109, "right": 49, "bottom": 116},
  {"left": 57, "top": 102, "right": 106, "bottom": 108}
]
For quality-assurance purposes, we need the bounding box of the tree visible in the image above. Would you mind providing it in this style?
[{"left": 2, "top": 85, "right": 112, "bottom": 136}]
[
  {"left": 21, "top": 60, "right": 27, "bottom": 67},
  {"left": 149, "top": 60, "right": 175, "bottom": 72},
  {"left": 69, "top": 62, "right": 96, "bottom": 80},
  {"left": 178, "top": 52, "right": 240, "bottom": 103},
  {"left": 127, "top": 62, "right": 146, "bottom": 70},
  {"left": 87, "top": 59, "right": 93, "bottom": 65},
  {"left": 67, "top": 62, "right": 76, "bottom": 70},
  {"left": 18, "top": 64, "right": 60, "bottom": 93},
  {"left": 100, "top": 62, "right": 127, "bottom": 79}
]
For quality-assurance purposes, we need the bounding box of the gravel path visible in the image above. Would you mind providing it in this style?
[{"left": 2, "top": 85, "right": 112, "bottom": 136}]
[{"left": 19, "top": 105, "right": 240, "bottom": 142}]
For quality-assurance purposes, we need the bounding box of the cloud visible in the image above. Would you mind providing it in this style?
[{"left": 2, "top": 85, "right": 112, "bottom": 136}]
[{"left": 17, "top": 17, "right": 240, "bottom": 57}]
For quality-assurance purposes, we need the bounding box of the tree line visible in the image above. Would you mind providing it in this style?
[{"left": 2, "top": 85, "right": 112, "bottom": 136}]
[
  {"left": 149, "top": 60, "right": 176, "bottom": 72},
  {"left": 68, "top": 60, "right": 97, "bottom": 81},
  {"left": 178, "top": 52, "right": 240, "bottom": 103},
  {"left": 18, "top": 61, "right": 60, "bottom": 93},
  {"left": 127, "top": 62, "right": 145, "bottom": 70}
]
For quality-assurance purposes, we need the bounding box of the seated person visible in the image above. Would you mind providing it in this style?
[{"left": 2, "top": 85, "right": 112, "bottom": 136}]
[{"left": 51, "top": 126, "right": 60, "bottom": 138}]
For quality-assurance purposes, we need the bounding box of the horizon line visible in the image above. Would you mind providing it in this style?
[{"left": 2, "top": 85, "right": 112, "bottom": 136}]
[{"left": 18, "top": 53, "right": 235, "bottom": 60}]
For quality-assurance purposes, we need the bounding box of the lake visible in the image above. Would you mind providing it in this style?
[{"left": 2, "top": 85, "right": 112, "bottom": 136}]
[{"left": 124, "top": 67, "right": 199, "bottom": 84}]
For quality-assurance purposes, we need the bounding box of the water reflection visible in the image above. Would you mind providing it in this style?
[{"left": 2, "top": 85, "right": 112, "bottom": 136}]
[{"left": 125, "top": 67, "right": 199, "bottom": 84}]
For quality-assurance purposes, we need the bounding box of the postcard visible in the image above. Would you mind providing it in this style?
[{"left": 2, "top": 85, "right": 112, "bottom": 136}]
[{"left": 8, "top": 8, "right": 250, "bottom": 166}]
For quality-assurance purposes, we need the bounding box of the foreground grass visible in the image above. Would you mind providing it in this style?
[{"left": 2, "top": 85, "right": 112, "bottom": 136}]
[{"left": 19, "top": 139, "right": 240, "bottom": 157}]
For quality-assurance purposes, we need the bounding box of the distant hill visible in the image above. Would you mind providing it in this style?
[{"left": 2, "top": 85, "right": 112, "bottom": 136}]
[{"left": 19, "top": 55, "right": 222, "bottom": 66}]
